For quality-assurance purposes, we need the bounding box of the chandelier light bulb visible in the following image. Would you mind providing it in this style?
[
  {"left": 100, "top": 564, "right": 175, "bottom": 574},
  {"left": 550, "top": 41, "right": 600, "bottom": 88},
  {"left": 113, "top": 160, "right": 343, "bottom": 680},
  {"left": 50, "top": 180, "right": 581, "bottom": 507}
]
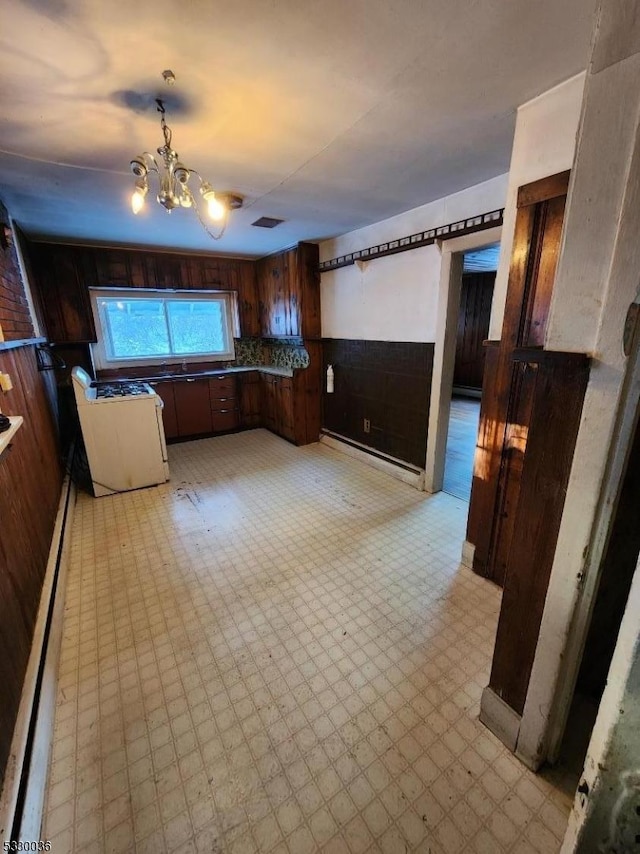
[
  {"left": 207, "top": 195, "right": 226, "bottom": 221},
  {"left": 131, "top": 181, "right": 148, "bottom": 215}
]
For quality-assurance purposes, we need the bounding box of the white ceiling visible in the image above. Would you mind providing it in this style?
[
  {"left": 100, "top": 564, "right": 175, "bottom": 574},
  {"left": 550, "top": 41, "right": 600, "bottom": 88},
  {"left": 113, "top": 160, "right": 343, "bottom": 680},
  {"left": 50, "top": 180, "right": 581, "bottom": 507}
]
[{"left": 0, "top": 0, "right": 597, "bottom": 257}]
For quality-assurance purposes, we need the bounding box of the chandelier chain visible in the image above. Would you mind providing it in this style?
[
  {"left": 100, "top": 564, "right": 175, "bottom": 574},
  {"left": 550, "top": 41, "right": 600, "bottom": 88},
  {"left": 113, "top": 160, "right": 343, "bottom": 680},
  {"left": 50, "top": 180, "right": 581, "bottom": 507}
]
[
  {"left": 188, "top": 186, "right": 227, "bottom": 240},
  {"left": 155, "top": 99, "right": 172, "bottom": 151}
]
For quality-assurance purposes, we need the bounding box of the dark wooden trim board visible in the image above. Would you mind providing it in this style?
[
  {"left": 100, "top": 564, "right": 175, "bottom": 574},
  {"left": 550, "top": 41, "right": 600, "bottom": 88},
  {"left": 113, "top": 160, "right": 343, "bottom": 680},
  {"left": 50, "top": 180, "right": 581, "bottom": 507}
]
[
  {"left": 517, "top": 171, "right": 570, "bottom": 208},
  {"left": 0, "top": 338, "right": 47, "bottom": 351},
  {"left": 319, "top": 209, "right": 504, "bottom": 273}
]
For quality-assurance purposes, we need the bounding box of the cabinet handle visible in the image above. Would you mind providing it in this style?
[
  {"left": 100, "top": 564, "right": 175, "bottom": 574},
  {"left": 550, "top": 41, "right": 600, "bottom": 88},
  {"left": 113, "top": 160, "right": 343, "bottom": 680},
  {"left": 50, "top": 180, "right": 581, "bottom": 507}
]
[{"left": 186, "top": 378, "right": 196, "bottom": 382}]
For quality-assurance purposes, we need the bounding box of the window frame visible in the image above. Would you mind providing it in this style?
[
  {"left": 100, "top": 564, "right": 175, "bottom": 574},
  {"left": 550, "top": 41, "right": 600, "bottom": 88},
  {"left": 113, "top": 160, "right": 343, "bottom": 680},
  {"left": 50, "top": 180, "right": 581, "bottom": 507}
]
[{"left": 89, "top": 287, "right": 236, "bottom": 370}]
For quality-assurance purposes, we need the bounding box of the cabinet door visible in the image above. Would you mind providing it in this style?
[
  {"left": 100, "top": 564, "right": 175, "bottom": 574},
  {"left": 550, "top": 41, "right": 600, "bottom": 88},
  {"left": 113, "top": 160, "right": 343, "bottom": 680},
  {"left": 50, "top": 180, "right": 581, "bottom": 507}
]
[
  {"left": 257, "top": 255, "right": 289, "bottom": 337},
  {"left": 298, "top": 242, "right": 321, "bottom": 339},
  {"left": 237, "top": 264, "right": 260, "bottom": 337},
  {"left": 239, "top": 373, "right": 261, "bottom": 427},
  {"left": 269, "top": 255, "right": 288, "bottom": 337},
  {"left": 150, "top": 381, "right": 179, "bottom": 439},
  {"left": 173, "top": 379, "right": 212, "bottom": 436},
  {"left": 256, "top": 258, "right": 270, "bottom": 337},
  {"left": 281, "top": 249, "right": 299, "bottom": 336},
  {"left": 260, "top": 375, "right": 277, "bottom": 431},
  {"left": 277, "top": 377, "right": 295, "bottom": 442}
]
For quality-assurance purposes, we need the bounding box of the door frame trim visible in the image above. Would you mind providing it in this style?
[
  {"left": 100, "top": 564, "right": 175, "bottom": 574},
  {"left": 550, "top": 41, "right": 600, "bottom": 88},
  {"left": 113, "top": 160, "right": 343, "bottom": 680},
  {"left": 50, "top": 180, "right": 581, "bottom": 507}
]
[{"left": 424, "top": 226, "right": 502, "bottom": 493}]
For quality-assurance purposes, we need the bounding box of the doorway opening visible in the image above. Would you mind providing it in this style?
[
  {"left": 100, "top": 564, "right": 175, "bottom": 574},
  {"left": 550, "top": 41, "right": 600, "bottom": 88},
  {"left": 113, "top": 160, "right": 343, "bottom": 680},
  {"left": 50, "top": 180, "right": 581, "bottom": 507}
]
[
  {"left": 442, "top": 245, "right": 499, "bottom": 500},
  {"left": 424, "top": 225, "right": 502, "bottom": 498}
]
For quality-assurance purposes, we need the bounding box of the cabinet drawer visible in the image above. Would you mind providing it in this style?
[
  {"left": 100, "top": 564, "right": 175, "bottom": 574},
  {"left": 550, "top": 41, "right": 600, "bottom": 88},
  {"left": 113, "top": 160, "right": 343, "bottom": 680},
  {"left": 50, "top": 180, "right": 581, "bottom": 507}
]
[
  {"left": 212, "top": 409, "right": 239, "bottom": 432},
  {"left": 209, "top": 375, "right": 236, "bottom": 396},
  {"left": 211, "top": 396, "right": 237, "bottom": 412}
]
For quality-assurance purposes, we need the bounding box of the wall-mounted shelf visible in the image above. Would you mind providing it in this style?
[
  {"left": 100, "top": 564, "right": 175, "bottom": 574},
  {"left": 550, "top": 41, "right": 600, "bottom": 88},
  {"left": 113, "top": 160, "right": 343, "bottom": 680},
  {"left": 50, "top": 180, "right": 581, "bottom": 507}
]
[{"left": 0, "top": 416, "right": 24, "bottom": 457}]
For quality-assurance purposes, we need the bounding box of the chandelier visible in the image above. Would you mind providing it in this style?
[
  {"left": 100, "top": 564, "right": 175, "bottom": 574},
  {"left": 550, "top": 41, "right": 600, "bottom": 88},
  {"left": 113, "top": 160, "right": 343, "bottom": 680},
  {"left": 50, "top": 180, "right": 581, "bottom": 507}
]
[{"left": 129, "top": 71, "right": 242, "bottom": 240}]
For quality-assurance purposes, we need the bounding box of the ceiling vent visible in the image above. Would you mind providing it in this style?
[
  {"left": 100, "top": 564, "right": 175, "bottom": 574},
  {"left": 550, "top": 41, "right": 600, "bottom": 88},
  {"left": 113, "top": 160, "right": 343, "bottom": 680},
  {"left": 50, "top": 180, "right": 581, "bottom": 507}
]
[{"left": 252, "top": 216, "right": 285, "bottom": 228}]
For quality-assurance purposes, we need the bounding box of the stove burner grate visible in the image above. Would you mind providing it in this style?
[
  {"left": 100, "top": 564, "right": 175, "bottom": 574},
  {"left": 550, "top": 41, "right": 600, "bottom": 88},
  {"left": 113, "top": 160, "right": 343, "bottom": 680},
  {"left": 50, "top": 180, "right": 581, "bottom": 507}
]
[{"left": 95, "top": 382, "right": 151, "bottom": 399}]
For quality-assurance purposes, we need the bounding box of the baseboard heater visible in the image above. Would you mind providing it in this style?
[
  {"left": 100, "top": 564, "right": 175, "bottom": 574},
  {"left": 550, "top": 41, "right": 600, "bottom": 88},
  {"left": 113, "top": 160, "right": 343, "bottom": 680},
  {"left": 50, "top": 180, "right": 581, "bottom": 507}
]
[
  {"left": 0, "top": 447, "right": 76, "bottom": 845},
  {"left": 320, "top": 429, "right": 425, "bottom": 488}
]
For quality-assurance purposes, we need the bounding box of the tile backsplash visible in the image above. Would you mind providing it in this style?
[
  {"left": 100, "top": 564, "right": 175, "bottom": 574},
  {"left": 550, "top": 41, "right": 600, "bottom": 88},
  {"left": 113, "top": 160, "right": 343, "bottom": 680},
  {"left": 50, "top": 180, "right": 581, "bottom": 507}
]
[
  {"left": 232, "top": 337, "right": 264, "bottom": 366},
  {"left": 231, "top": 338, "right": 309, "bottom": 369},
  {"left": 263, "top": 343, "right": 310, "bottom": 369}
]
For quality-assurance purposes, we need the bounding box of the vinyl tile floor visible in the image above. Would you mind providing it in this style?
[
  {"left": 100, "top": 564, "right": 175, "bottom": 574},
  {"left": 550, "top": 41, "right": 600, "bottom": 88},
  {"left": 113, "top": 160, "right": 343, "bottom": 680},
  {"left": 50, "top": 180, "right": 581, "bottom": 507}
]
[{"left": 43, "top": 430, "right": 573, "bottom": 853}]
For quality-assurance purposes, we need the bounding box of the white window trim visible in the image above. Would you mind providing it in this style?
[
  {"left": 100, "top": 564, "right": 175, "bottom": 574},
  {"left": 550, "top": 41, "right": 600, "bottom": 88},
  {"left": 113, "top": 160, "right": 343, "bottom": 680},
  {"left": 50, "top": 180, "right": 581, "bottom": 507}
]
[{"left": 89, "top": 287, "right": 236, "bottom": 370}]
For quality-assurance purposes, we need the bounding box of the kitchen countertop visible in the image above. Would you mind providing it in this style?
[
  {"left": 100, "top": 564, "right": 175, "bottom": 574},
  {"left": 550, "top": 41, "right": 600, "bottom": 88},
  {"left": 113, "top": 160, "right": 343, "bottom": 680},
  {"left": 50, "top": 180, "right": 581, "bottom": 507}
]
[{"left": 108, "top": 365, "right": 295, "bottom": 383}]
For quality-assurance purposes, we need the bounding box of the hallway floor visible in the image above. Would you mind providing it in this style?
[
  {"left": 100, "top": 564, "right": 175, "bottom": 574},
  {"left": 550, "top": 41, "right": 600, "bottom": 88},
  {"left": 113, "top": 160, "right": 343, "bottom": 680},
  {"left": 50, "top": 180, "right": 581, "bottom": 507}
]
[
  {"left": 43, "top": 430, "right": 571, "bottom": 853},
  {"left": 443, "top": 398, "right": 481, "bottom": 502}
]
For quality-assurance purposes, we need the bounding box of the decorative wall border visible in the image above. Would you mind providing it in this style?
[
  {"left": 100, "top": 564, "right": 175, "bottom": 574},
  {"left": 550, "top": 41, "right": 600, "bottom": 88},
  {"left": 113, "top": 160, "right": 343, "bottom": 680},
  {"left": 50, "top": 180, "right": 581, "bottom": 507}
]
[{"left": 319, "top": 208, "right": 504, "bottom": 273}]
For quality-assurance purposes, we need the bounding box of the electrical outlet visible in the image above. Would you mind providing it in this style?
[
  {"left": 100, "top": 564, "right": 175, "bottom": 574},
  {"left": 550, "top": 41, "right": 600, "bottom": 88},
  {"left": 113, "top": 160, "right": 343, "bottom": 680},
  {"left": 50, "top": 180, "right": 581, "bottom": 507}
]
[{"left": 363, "top": 418, "right": 370, "bottom": 433}]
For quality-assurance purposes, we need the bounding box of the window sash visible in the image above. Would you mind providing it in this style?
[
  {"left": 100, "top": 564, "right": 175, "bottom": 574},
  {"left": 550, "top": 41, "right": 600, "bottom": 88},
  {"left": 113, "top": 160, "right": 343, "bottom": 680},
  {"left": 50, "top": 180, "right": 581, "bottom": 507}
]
[{"left": 90, "top": 288, "right": 236, "bottom": 369}]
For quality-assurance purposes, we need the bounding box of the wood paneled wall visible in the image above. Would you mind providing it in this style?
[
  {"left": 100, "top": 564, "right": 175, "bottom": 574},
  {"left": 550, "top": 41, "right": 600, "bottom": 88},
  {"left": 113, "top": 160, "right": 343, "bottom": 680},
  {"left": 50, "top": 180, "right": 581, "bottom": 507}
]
[
  {"left": 26, "top": 241, "right": 260, "bottom": 342},
  {"left": 321, "top": 339, "right": 434, "bottom": 468},
  {"left": 487, "top": 349, "right": 590, "bottom": 713},
  {"left": 454, "top": 272, "right": 495, "bottom": 390},
  {"left": 0, "top": 345, "right": 61, "bottom": 783},
  {"left": 0, "top": 206, "right": 62, "bottom": 788}
]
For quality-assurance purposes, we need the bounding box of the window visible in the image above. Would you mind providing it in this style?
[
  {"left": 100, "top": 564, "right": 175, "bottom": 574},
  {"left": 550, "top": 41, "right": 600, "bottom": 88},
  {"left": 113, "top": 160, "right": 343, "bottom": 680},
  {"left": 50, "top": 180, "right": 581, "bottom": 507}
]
[{"left": 90, "top": 288, "right": 236, "bottom": 369}]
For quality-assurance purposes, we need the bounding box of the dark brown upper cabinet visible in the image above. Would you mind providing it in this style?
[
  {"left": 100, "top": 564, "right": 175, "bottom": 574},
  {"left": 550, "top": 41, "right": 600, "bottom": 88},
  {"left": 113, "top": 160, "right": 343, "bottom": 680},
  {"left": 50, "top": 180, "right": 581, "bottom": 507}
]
[{"left": 256, "top": 242, "right": 320, "bottom": 339}]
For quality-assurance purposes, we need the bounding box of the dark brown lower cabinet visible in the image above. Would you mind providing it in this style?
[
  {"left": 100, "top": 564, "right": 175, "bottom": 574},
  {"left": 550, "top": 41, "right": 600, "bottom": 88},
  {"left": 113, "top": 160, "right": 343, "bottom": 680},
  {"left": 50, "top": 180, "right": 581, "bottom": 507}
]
[
  {"left": 173, "top": 378, "right": 213, "bottom": 436},
  {"left": 260, "top": 374, "right": 278, "bottom": 432},
  {"left": 149, "top": 366, "right": 320, "bottom": 445},
  {"left": 260, "top": 374, "right": 296, "bottom": 442},
  {"left": 150, "top": 380, "right": 179, "bottom": 439},
  {"left": 209, "top": 375, "right": 239, "bottom": 432},
  {"left": 277, "top": 378, "right": 295, "bottom": 442},
  {"left": 211, "top": 409, "right": 239, "bottom": 431},
  {"left": 239, "top": 372, "right": 261, "bottom": 428}
]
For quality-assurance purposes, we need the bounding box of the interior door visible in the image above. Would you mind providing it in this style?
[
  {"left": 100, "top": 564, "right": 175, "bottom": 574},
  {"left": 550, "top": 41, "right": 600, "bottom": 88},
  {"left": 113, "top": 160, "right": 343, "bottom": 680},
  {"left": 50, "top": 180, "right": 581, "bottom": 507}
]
[{"left": 454, "top": 271, "right": 495, "bottom": 390}]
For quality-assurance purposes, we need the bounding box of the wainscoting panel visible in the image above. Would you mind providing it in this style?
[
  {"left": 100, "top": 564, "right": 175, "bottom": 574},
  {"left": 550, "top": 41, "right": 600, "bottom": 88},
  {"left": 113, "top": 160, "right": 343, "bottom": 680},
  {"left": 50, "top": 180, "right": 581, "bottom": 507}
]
[
  {"left": 0, "top": 345, "right": 61, "bottom": 786},
  {"left": 322, "top": 339, "right": 434, "bottom": 468}
]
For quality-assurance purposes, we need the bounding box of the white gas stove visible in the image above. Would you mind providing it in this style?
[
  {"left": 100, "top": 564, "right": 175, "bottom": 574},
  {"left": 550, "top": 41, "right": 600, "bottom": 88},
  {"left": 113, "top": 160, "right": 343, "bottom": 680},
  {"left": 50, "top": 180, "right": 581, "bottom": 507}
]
[{"left": 72, "top": 367, "right": 170, "bottom": 496}]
